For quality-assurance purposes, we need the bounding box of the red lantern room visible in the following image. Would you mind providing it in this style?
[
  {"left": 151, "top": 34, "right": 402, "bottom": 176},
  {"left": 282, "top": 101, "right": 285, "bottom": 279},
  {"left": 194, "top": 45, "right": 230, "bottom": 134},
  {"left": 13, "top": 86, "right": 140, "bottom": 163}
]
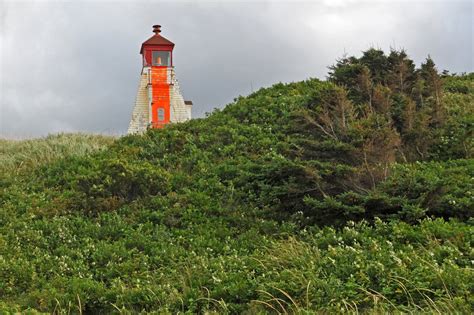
[{"left": 140, "top": 25, "right": 175, "bottom": 67}]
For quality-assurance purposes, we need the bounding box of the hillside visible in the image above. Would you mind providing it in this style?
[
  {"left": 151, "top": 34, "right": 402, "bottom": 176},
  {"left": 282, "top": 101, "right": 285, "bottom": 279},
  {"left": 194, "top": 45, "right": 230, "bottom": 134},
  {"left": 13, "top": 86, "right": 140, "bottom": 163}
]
[{"left": 0, "top": 49, "right": 473, "bottom": 313}]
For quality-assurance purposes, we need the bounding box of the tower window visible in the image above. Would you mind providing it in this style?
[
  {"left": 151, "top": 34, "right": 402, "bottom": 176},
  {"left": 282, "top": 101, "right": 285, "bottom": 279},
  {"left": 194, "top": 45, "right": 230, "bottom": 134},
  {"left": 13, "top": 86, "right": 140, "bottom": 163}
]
[
  {"left": 157, "top": 108, "right": 165, "bottom": 121},
  {"left": 152, "top": 51, "right": 170, "bottom": 66}
]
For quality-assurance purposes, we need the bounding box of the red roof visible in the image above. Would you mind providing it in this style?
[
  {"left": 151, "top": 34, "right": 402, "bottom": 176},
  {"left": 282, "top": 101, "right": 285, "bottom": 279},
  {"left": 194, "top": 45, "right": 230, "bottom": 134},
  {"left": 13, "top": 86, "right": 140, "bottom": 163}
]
[{"left": 140, "top": 34, "right": 175, "bottom": 54}]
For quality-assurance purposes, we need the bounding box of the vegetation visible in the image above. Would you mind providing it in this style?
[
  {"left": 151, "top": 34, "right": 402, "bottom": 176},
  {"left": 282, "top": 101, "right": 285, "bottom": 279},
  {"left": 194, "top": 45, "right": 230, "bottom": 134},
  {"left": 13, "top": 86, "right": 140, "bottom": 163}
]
[
  {"left": 0, "top": 133, "right": 114, "bottom": 175},
  {"left": 0, "top": 49, "right": 472, "bottom": 313}
]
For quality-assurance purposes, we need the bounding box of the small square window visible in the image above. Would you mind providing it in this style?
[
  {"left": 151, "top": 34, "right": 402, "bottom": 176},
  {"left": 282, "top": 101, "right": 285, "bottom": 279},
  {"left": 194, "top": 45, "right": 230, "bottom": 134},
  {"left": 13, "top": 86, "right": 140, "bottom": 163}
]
[{"left": 152, "top": 51, "right": 170, "bottom": 66}]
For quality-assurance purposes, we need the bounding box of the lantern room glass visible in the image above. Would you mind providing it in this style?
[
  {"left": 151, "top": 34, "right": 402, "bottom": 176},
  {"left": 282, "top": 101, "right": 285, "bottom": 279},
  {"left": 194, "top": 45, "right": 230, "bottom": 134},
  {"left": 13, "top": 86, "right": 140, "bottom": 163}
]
[{"left": 152, "top": 51, "right": 171, "bottom": 66}]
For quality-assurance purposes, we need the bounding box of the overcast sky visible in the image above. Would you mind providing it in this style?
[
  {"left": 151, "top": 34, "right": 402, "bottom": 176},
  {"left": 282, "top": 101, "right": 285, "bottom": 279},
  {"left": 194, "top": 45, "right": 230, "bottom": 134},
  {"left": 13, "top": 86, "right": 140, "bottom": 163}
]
[{"left": 1, "top": 0, "right": 472, "bottom": 138}]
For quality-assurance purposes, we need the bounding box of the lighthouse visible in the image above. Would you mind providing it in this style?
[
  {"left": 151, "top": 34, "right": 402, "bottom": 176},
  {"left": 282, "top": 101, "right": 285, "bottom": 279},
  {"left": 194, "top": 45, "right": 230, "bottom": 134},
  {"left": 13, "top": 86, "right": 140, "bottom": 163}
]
[{"left": 128, "top": 25, "right": 192, "bottom": 134}]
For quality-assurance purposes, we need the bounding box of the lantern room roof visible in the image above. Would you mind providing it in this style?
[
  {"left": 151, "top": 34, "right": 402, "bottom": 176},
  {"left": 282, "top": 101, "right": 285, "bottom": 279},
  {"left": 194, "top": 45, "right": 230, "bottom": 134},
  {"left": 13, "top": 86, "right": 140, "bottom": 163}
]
[{"left": 140, "top": 25, "right": 175, "bottom": 54}]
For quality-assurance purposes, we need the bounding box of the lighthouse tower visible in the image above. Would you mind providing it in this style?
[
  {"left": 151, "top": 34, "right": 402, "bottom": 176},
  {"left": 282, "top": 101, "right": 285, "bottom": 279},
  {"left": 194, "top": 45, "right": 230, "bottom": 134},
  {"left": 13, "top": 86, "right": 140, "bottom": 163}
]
[{"left": 128, "top": 25, "right": 192, "bottom": 134}]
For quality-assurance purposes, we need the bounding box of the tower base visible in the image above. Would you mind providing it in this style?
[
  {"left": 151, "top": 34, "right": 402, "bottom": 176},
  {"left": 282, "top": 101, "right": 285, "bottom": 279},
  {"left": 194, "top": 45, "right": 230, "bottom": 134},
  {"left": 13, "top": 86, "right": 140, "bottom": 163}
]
[{"left": 127, "top": 67, "right": 191, "bottom": 134}]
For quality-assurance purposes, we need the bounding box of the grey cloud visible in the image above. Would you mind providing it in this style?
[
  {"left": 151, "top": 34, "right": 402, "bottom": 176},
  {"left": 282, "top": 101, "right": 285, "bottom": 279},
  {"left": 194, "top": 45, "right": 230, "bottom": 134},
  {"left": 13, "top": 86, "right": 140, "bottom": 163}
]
[{"left": 1, "top": 0, "right": 472, "bottom": 138}]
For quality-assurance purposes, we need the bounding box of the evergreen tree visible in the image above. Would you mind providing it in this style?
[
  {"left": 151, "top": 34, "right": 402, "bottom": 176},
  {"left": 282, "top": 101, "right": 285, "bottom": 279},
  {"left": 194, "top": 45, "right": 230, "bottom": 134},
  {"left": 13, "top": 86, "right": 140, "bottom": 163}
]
[
  {"left": 420, "top": 57, "right": 445, "bottom": 125},
  {"left": 387, "top": 49, "right": 416, "bottom": 93},
  {"left": 359, "top": 48, "right": 389, "bottom": 84},
  {"left": 372, "top": 83, "right": 392, "bottom": 115},
  {"left": 356, "top": 65, "right": 373, "bottom": 107}
]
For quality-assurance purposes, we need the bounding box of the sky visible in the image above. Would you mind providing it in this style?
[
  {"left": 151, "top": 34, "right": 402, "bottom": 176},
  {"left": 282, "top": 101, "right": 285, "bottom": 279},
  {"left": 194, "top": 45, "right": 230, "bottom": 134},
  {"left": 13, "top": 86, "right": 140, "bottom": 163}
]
[{"left": 1, "top": 0, "right": 473, "bottom": 138}]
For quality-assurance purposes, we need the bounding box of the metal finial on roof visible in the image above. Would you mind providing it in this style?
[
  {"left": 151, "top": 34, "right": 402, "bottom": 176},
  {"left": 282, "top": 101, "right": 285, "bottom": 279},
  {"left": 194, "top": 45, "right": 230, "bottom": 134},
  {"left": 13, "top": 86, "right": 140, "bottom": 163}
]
[{"left": 152, "top": 25, "right": 161, "bottom": 34}]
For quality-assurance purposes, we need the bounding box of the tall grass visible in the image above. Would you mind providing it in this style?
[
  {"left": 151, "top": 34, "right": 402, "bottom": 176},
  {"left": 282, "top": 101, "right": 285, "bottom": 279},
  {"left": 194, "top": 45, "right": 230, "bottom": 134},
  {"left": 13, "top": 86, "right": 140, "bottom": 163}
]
[
  {"left": 0, "top": 133, "right": 115, "bottom": 175},
  {"left": 249, "top": 219, "right": 472, "bottom": 314}
]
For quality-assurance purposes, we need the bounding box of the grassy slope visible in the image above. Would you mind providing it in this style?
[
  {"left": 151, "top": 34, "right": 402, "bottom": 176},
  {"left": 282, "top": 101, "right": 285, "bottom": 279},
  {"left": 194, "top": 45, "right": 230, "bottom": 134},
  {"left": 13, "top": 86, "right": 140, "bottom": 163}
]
[
  {"left": 0, "top": 133, "right": 115, "bottom": 174},
  {"left": 0, "top": 76, "right": 472, "bottom": 313}
]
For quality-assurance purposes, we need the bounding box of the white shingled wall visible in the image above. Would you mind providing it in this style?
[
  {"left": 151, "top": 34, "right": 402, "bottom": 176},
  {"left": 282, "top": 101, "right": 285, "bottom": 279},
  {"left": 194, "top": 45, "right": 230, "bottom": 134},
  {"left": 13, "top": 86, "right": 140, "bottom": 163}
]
[
  {"left": 127, "top": 73, "right": 150, "bottom": 134},
  {"left": 169, "top": 68, "right": 191, "bottom": 123}
]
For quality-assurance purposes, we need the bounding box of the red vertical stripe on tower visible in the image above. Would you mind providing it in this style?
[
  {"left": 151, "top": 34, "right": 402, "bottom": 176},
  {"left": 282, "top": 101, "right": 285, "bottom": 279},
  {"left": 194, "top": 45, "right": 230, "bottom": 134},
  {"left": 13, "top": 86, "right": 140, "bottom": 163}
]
[{"left": 150, "top": 67, "right": 170, "bottom": 128}]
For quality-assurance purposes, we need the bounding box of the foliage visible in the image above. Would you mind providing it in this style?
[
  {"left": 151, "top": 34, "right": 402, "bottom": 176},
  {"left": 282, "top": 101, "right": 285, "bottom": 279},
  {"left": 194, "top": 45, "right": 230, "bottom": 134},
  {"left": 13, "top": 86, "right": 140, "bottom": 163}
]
[
  {"left": 0, "top": 133, "right": 114, "bottom": 175},
  {"left": 0, "top": 50, "right": 472, "bottom": 313}
]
